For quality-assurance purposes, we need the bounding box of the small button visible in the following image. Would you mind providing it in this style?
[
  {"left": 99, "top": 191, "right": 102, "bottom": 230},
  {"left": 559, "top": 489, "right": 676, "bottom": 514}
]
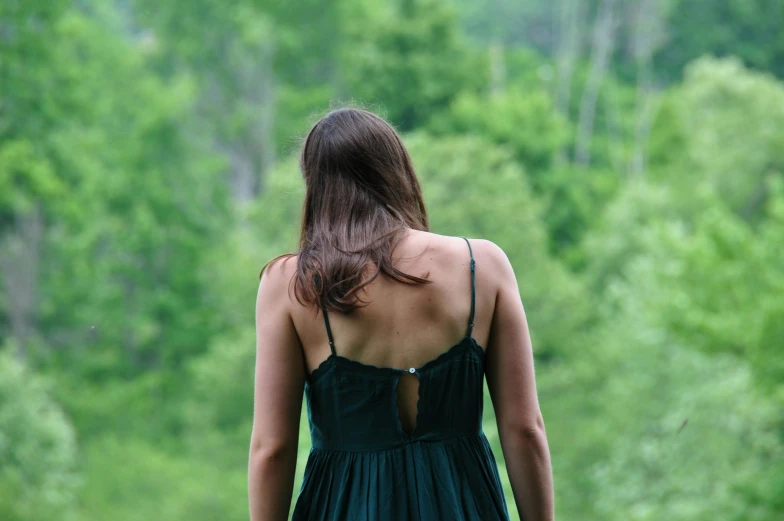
[{"left": 408, "top": 367, "right": 416, "bottom": 374}]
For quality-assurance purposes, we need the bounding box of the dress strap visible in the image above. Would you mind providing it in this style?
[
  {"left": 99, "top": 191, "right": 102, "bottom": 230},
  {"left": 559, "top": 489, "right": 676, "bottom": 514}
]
[
  {"left": 462, "top": 237, "right": 476, "bottom": 338},
  {"left": 321, "top": 303, "right": 337, "bottom": 356}
]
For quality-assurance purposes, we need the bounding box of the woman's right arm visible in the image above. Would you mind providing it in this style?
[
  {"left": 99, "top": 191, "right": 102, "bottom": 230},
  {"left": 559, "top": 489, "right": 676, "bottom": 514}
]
[{"left": 483, "top": 242, "right": 554, "bottom": 521}]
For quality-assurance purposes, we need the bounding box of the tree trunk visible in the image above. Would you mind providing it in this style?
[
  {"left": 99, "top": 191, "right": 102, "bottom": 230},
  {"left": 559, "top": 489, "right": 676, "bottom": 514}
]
[
  {"left": 553, "top": 0, "right": 582, "bottom": 118},
  {"left": 256, "top": 36, "right": 276, "bottom": 193},
  {"left": 229, "top": 33, "right": 276, "bottom": 203},
  {"left": 603, "top": 81, "right": 626, "bottom": 175},
  {"left": 489, "top": 41, "right": 506, "bottom": 96},
  {"left": 552, "top": 0, "right": 585, "bottom": 165},
  {"left": 630, "top": 0, "right": 664, "bottom": 178},
  {"left": 201, "top": 33, "right": 276, "bottom": 205},
  {"left": 0, "top": 206, "right": 43, "bottom": 358},
  {"left": 574, "top": 0, "right": 617, "bottom": 168}
]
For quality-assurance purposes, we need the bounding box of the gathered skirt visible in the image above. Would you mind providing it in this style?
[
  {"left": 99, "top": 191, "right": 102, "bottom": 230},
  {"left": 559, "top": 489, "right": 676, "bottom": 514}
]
[{"left": 291, "top": 433, "right": 510, "bottom": 521}]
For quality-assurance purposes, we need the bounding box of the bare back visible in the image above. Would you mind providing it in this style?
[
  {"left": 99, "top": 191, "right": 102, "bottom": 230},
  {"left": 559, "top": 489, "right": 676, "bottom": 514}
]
[{"left": 288, "top": 231, "right": 492, "bottom": 434}]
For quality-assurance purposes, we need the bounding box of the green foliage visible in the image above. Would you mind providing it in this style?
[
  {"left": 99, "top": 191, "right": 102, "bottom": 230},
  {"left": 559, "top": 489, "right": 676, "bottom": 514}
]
[
  {"left": 668, "top": 57, "right": 784, "bottom": 216},
  {"left": 431, "top": 88, "right": 569, "bottom": 174},
  {"left": 450, "top": 0, "right": 554, "bottom": 48},
  {"left": 0, "top": 348, "right": 78, "bottom": 521},
  {"left": 588, "top": 323, "right": 780, "bottom": 521},
  {"left": 184, "top": 328, "right": 256, "bottom": 442},
  {"left": 659, "top": 0, "right": 784, "bottom": 79},
  {"left": 617, "top": 189, "right": 784, "bottom": 391},
  {"left": 78, "top": 435, "right": 247, "bottom": 521},
  {"left": 339, "top": 0, "right": 485, "bottom": 130},
  {"left": 0, "top": 141, "right": 62, "bottom": 218},
  {"left": 429, "top": 83, "right": 620, "bottom": 261},
  {"left": 583, "top": 205, "right": 784, "bottom": 519},
  {"left": 581, "top": 182, "right": 784, "bottom": 519},
  {"left": 3, "top": 1, "right": 784, "bottom": 520},
  {"left": 584, "top": 179, "right": 693, "bottom": 289},
  {"left": 33, "top": 11, "right": 229, "bottom": 380}
]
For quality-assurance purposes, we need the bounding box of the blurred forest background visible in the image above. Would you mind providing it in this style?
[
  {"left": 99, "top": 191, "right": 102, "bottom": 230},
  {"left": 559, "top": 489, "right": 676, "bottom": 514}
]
[{"left": 2, "top": 0, "right": 784, "bottom": 519}]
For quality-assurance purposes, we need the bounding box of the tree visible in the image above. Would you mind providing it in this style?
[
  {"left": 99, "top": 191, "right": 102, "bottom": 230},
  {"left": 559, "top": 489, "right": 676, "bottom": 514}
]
[
  {"left": 656, "top": 0, "right": 784, "bottom": 80},
  {"left": 588, "top": 317, "right": 779, "bottom": 521},
  {"left": 582, "top": 176, "right": 784, "bottom": 519},
  {"left": 0, "top": 1, "right": 69, "bottom": 355},
  {"left": 0, "top": 348, "right": 78, "bottom": 521},
  {"left": 586, "top": 193, "right": 784, "bottom": 519},
  {"left": 675, "top": 57, "right": 784, "bottom": 218},
  {"left": 0, "top": 8, "right": 231, "bottom": 445},
  {"left": 430, "top": 83, "right": 620, "bottom": 260},
  {"left": 339, "top": 0, "right": 485, "bottom": 130}
]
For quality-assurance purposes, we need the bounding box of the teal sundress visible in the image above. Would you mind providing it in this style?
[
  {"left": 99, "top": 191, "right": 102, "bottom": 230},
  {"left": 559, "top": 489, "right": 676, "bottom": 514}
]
[{"left": 292, "top": 238, "right": 510, "bottom": 520}]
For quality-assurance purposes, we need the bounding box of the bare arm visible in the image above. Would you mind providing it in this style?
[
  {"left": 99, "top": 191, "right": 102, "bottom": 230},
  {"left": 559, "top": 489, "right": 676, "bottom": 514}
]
[
  {"left": 249, "top": 259, "right": 305, "bottom": 521},
  {"left": 484, "top": 243, "right": 554, "bottom": 521}
]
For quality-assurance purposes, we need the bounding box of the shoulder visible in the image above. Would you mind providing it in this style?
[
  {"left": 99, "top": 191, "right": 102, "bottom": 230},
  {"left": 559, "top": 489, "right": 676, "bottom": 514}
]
[
  {"left": 465, "top": 238, "right": 513, "bottom": 272},
  {"left": 258, "top": 254, "right": 299, "bottom": 303},
  {"left": 414, "top": 231, "right": 509, "bottom": 264},
  {"left": 463, "top": 238, "right": 518, "bottom": 293},
  {"left": 417, "top": 232, "right": 512, "bottom": 274}
]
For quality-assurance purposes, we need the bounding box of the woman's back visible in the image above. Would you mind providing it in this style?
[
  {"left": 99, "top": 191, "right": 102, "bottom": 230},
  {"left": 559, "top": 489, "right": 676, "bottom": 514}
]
[
  {"left": 290, "top": 231, "right": 491, "bottom": 433},
  {"left": 287, "top": 232, "right": 509, "bottom": 520}
]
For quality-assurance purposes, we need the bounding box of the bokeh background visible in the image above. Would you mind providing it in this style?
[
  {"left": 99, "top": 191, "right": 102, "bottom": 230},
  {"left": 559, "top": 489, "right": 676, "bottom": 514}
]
[{"left": 2, "top": 0, "right": 784, "bottom": 519}]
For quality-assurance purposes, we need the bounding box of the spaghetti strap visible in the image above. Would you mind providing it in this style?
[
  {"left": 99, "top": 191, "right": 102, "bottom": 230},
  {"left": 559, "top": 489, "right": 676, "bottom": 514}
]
[
  {"left": 461, "top": 237, "right": 476, "bottom": 338},
  {"left": 321, "top": 304, "right": 337, "bottom": 355}
]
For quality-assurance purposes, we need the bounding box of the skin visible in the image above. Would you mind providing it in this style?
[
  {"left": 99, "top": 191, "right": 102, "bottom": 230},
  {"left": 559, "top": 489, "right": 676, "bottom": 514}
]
[
  {"left": 248, "top": 253, "right": 305, "bottom": 521},
  {"left": 483, "top": 238, "right": 555, "bottom": 521},
  {"left": 248, "top": 230, "right": 554, "bottom": 521}
]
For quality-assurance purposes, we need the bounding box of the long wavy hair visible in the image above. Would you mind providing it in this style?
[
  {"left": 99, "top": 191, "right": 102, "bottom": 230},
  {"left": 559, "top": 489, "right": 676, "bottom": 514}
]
[{"left": 262, "top": 108, "right": 431, "bottom": 313}]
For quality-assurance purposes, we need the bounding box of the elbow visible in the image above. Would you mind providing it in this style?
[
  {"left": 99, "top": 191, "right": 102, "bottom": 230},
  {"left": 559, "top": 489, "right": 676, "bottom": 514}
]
[
  {"left": 500, "top": 413, "right": 547, "bottom": 445},
  {"left": 521, "top": 414, "right": 547, "bottom": 441},
  {"left": 249, "top": 438, "right": 296, "bottom": 470}
]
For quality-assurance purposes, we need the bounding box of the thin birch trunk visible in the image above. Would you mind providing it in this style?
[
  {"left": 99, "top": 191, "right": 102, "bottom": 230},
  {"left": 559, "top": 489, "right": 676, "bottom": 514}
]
[
  {"left": 630, "top": 0, "right": 663, "bottom": 178},
  {"left": 489, "top": 41, "right": 506, "bottom": 97},
  {"left": 574, "top": 0, "right": 617, "bottom": 168},
  {"left": 553, "top": 0, "right": 584, "bottom": 164},
  {"left": 0, "top": 206, "right": 43, "bottom": 358}
]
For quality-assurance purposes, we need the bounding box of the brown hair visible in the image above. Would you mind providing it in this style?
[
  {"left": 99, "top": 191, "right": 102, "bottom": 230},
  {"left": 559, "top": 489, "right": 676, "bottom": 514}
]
[{"left": 262, "top": 108, "right": 431, "bottom": 313}]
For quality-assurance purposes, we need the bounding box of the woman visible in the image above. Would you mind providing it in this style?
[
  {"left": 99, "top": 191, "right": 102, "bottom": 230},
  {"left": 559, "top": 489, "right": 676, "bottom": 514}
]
[{"left": 249, "top": 108, "right": 554, "bottom": 521}]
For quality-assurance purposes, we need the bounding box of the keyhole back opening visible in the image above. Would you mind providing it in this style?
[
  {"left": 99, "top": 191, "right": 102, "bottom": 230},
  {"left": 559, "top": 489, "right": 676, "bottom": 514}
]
[{"left": 395, "top": 372, "right": 420, "bottom": 437}]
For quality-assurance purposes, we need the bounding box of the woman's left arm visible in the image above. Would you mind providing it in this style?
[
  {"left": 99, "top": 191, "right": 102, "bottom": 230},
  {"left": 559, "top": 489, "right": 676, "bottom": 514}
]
[{"left": 249, "top": 260, "right": 305, "bottom": 521}]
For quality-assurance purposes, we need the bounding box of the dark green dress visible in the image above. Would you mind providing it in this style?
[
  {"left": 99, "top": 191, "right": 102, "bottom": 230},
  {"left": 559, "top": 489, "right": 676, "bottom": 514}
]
[{"left": 292, "top": 238, "right": 510, "bottom": 521}]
